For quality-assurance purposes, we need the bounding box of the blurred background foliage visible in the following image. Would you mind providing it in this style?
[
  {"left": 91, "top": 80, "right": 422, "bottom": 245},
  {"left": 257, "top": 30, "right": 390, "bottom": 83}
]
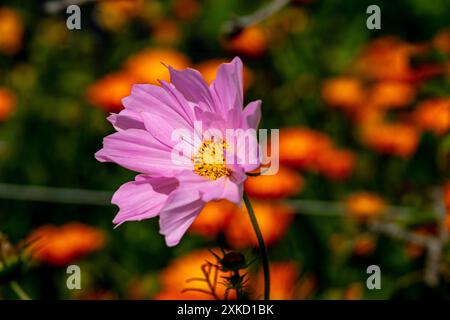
[{"left": 0, "top": 0, "right": 450, "bottom": 299}]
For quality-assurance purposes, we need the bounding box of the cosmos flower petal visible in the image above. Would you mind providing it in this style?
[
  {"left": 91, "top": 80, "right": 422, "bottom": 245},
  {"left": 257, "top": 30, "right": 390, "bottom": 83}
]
[
  {"left": 159, "top": 188, "right": 204, "bottom": 247},
  {"left": 241, "top": 100, "right": 262, "bottom": 130},
  {"left": 211, "top": 57, "right": 244, "bottom": 113},
  {"left": 112, "top": 175, "right": 178, "bottom": 225},
  {"left": 200, "top": 176, "right": 243, "bottom": 204},
  {"left": 168, "top": 66, "right": 215, "bottom": 111},
  {"left": 108, "top": 110, "right": 146, "bottom": 131},
  {"left": 95, "top": 129, "right": 191, "bottom": 175}
]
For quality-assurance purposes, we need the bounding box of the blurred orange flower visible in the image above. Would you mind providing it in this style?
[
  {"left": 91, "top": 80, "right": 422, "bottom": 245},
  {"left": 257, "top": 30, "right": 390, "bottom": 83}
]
[
  {"left": 95, "top": 0, "right": 144, "bottom": 31},
  {"left": 279, "top": 127, "right": 332, "bottom": 170},
  {"left": 225, "top": 26, "right": 268, "bottom": 57},
  {"left": 0, "top": 7, "right": 23, "bottom": 55},
  {"left": 344, "top": 283, "right": 364, "bottom": 300},
  {"left": 224, "top": 201, "right": 294, "bottom": 248},
  {"left": 87, "top": 72, "right": 137, "bottom": 113},
  {"left": 124, "top": 48, "right": 190, "bottom": 84},
  {"left": 0, "top": 88, "right": 16, "bottom": 120},
  {"left": 253, "top": 262, "right": 300, "bottom": 300},
  {"left": 355, "top": 36, "right": 422, "bottom": 82},
  {"left": 244, "top": 166, "right": 303, "bottom": 199},
  {"left": 155, "top": 249, "right": 235, "bottom": 300},
  {"left": 353, "top": 234, "right": 376, "bottom": 257},
  {"left": 151, "top": 20, "right": 181, "bottom": 45},
  {"left": 189, "top": 200, "right": 237, "bottom": 238},
  {"left": 444, "top": 182, "right": 450, "bottom": 209},
  {"left": 172, "top": 0, "right": 201, "bottom": 21},
  {"left": 345, "top": 192, "right": 386, "bottom": 219},
  {"left": 360, "top": 122, "right": 419, "bottom": 157},
  {"left": 433, "top": 29, "right": 450, "bottom": 54},
  {"left": 316, "top": 147, "right": 356, "bottom": 181},
  {"left": 414, "top": 98, "right": 450, "bottom": 135},
  {"left": 27, "top": 222, "right": 105, "bottom": 266},
  {"left": 196, "top": 59, "right": 254, "bottom": 90},
  {"left": 368, "top": 81, "right": 416, "bottom": 109},
  {"left": 321, "top": 77, "right": 366, "bottom": 111}
]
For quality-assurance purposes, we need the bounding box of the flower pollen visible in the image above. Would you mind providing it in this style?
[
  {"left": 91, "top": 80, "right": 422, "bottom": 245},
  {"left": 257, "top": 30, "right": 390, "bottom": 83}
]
[{"left": 193, "top": 140, "right": 230, "bottom": 180}]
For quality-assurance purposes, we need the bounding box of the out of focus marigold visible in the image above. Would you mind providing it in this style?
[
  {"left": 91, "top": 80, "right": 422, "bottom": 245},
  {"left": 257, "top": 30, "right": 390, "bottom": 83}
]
[
  {"left": 86, "top": 72, "right": 137, "bottom": 113},
  {"left": 355, "top": 37, "right": 421, "bottom": 82},
  {"left": 353, "top": 234, "right": 376, "bottom": 257},
  {"left": 244, "top": 166, "right": 303, "bottom": 199},
  {"left": 444, "top": 182, "right": 450, "bottom": 210},
  {"left": 321, "top": 77, "right": 366, "bottom": 111},
  {"left": 172, "top": 0, "right": 200, "bottom": 21},
  {"left": 124, "top": 48, "right": 190, "bottom": 84},
  {"left": 360, "top": 122, "right": 419, "bottom": 157},
  {"left": 95, "top": 0, "right": 145, "bottom": 31},
  {"left": 196, "top": 59, "right": 253, "bottom": 90},
  {"left": 316, "top": 148, "right": 356, "bottom": 181},
  {"left": 225, "top": 26, "right": 268, "bottom": 57},
  {"left": 0, "top": 88, "right": 16, "bottom": 121},
  {"left": 413, "top": 98, "right": 450, "bottom": 135},
  {"left": 189, "top": 200, "right": 236, "bottom": 238},
  {"left": 27, "top": 222, "right": 105, "bottom": 266},
  {"left": 345, "top": 192, "right": 386, "bottom": 219},
  {"left": 344, "top": 283, "right": 364, "bottom": 300},
  {"left": 151, "top": 20, "right": 181, "bottom": 45},
  {"left": 155, "top": 249, "right": 235, "bottom": 300},
  {"left": 279, "top": 127, "right": 332, "bottom": 170},
  {"left": 368, "top": 81, "right": 416, "bottom": 109},
  {"left": 433, "top": 29, "right": 450, "bottom": 54},
  {"left": 225, "top": 201, "right": 294, "bottom": 248},
  {"left": 0, "top": 7, "right": 23, "bottom": 55},
  {"left": 253, "top": 262, "right": 300, "bottom": 300}
]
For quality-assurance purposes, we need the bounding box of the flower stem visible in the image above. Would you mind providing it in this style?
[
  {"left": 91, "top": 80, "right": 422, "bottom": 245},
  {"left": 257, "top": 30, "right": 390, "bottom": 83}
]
[
  {"left": 10, "top": 281, "right": 31, "bottom": 300},
  {"left": 243, "top": 192, "right": 270, "bottom": 300}
]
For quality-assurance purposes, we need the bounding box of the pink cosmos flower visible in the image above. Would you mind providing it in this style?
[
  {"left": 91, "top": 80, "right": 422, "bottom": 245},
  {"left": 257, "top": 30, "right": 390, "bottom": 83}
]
[{"left": 95, "top": 57, "right": 262, "bottom": 246}]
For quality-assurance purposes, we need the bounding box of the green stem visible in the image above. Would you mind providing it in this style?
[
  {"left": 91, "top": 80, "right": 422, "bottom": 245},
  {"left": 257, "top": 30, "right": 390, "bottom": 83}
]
[
  {"left": 10, "top": 281, "right": 31, "bottom": 300},
  {"left": 243, "top": 192, "right": 270, "bottom": 300}
]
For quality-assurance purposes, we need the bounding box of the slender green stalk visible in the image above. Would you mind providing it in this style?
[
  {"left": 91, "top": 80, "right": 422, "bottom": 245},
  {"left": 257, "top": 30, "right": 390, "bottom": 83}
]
[
  {"left": 10, "top": 281, "right": 31, "bottom": 300},
  {"left": 243, "top": 192, "right": 270, "bottom": 300}
]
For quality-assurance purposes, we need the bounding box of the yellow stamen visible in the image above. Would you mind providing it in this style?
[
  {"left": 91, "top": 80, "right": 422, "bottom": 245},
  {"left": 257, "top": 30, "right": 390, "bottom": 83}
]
[{"left": 193, "top": 140, "right": 230, "bottom": 180}]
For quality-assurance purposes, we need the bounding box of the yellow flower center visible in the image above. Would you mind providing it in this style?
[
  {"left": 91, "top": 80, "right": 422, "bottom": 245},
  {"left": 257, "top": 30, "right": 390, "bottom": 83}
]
[{"left": 193, "top": 140, "right": 230, "bottom": 180}]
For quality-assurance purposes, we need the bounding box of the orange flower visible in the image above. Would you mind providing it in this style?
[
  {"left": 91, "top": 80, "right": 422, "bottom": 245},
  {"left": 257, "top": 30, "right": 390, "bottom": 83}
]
[
  {"left": 414, "top": 98, "right": 450, "bottom": 135},
  {"left": 172, "top": 0, "right": 200, "bottom": 21},
  {"left": 124, "top": 48, "right": 190, "bottom": 84},
  {"left": 27, "top": 222, "right": 105, "bottom": 266},
  {"left": 151, "top": 20, "right": 181, "bottom": 46},
  {"left": 353, "top": 234, "right": 376, "bottom": 257},
  {"left": 225, "top": 26, "right": 267, "bottom": 57},
  {"left": 279, "top": 127, "right": 332, "bottom": 170},
  {"left": 253, "top": 262, "right": 300, "bottom": 300},
  {"left": 0, "top": 88, "right": 16, "bottom": 120},
  {"left": 360, "top": 122, "right": 419, "bottom": 157},
  {"left": 344, "top": 283, "right": 363, "bottom": 300},
  {"left": 86, "top": 72, "right": 137, "bottom": 113},
  {"left": 0, "top": 8, "right": 23, "bottom": 55},
  {"left": 321, "top": 77, "right": 366, "bottom": 111},
  {"left": 196, "top": 59, "right": 253, "bottom": 90},
  {"left": 345, "top": 192, "right": 386, "bottom": 219},
  {"left": 446, "top": 214, "right": 450, "bottom": 234},
  {"left": 316, "top": 148, "right": 356, "bottom": 181},
  {"left": 368, "top": 81, "right": 416, "bottom": 109},
  {"left": 444, "top": 182, "right": 450, "bottom": 210},
  {"left": 433, "top": 29, "right": 450, "bottom": 54},
  {"left": 224, "top": 201, "right": 294, "bottom": 248},
  {"left": 244, "top": 166, "right": 303, "bottom": 199},
  {"left": 155, "top": 249, "right": 235, "bottom": 300},
  {"left": 355, "top": 37, "right": 420, "bottom": 82},
  {"left": 95, "top": 0, "right": 144, "bottom": 31},
  {"left": 189, "top": 200, "right": 237, "bottom": 238}
]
